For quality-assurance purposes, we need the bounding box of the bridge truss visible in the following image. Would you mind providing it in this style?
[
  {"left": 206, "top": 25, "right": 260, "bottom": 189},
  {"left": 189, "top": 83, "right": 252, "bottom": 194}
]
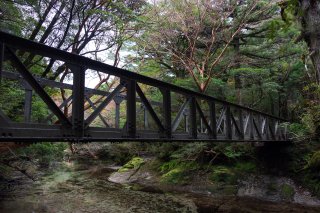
[{"left": 0, "top": 31, "right": 289, "bottom": 142}]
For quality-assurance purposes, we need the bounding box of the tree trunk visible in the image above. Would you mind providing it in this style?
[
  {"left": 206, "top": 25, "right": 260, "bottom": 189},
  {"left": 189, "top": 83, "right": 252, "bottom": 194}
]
[{"left": 300, "top": 0, "right": 320, "bottom": 84}]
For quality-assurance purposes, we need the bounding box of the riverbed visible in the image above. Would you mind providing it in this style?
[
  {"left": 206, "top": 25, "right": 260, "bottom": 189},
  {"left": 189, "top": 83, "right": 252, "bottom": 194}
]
[{"left": 0, "top": 160, "right": 319, "bottom": 212}]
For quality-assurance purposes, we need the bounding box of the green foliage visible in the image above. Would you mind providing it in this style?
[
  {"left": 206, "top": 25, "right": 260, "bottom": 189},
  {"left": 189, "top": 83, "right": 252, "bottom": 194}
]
[
  {"left": 209, "top": 161, "right": 256, "bottom": 185},
  {"left": 289, "top": 123, "right": 309, "bottom": 140},
  {"left": 234, "top": 162, "right": 257, "bottom": 174},
  {"left": 210, "top": 166, "right": 236, "bottom": 184},
  {"left": 118, "top": 157, "right": 144, "bottom": 172},
  {"left": 0, "top": 80, "right": 25, "bottom": 122},
  {"left": 284, "top": 142, "right": 320, "bottom": 198},
  {"left": 220, "top": 145, "right": 246, "bottom": 159},
  {"left": 146, "top": 143, "right": 179, "bottom": 160},
  {"left": 161, "top": 168, "right": 188, "bottom": 184},
  {"left": 0, "top": 0, "right": 23, "bottom": 35},
  {"left": 289, "top": 84, "right": 320, "bottom": 141},
  {"left": 159, "top": 160, "right": 200, "bottom": 184},
  {"left": 18, "top": 143, "right": 67, "bottom": 166},
  {"left": 306, "top": 151, "right": 320, "bottom": 170},
  {"left": 169, "top": 143, "right": 208, "bottom": 160}
]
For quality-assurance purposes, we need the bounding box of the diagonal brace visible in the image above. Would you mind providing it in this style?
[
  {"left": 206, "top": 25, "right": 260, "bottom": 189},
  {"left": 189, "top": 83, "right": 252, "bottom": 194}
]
[
  {"left": 46, "top": 95, "right": 73, "bottom": 122},
  {"left": 216, "top": 107, "right": 226, "bottom": 132},
  {"left": 195, "top": 100, "right": 212, "bottom": 134},
  {"left": 85, "top": 83, "right": 124, "bottom": 128},
  {"left": 6, "top": 47, "right": 71, "bottom": 126},
  {"left": 136, "top": 83, "right": 164, "bottom": 132},
  {"left": 230, "top": 112, "right": 242, "bottom": 137},
  {"left": 253, "top": 118, "right": 262, "bottom": 139},
  {"left": 172, "top": 98, "right": 190, "bottom": 132},
  {"left": 85, "top": 96, "right": 109, "bottom": 128}
]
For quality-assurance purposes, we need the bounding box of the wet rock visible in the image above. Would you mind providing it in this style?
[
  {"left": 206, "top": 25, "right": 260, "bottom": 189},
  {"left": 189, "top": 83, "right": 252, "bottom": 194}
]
[{"left": 237, "top": 175, "right": 320, "bottom": 206}]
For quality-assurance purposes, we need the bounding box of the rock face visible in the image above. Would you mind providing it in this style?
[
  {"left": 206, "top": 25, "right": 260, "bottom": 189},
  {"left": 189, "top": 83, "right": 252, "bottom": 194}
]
[
  {"left": 108, "top": 157, "right": 153, "bottom": 184},
  {"left": 237, "top": 175, "right": 320, "bottom": 206}
]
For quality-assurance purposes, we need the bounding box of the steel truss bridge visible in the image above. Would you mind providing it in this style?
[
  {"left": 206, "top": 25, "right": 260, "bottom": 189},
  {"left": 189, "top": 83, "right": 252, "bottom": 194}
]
[{"left": 0, "top": 31, "right": 289, "bottom": 143}]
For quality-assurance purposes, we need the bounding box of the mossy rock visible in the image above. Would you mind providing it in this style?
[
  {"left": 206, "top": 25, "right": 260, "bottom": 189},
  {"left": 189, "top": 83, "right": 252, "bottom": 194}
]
[
  {"left": 280, "top": 184, "right": 295, "bottom": 200},
  {"left": 118, "top": 157, "right": 144, "bottom": 172}
]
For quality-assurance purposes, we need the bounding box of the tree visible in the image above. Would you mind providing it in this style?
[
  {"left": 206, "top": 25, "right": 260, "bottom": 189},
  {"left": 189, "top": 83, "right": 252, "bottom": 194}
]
[
  {"left": 279, "top": 0, "right": 320, "bottom": 137},
  {"left": 281, "top": 0, "right": 320, "bottom": 85},
  {"left": 134, "top": 0, "right": 286, "bottom": 94},
  {"left": 2, "top": 0, "right": 146, "bottom": 118}
]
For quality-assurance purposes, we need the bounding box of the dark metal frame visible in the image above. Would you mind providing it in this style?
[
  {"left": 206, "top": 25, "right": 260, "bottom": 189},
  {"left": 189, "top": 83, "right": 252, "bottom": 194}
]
[{"left": 0, "top": 31, "right": 289, "bottom": 142}]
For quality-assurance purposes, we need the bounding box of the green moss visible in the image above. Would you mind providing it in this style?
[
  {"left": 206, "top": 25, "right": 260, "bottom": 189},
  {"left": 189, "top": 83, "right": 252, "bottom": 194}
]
[
  {"left": 301, "top": 172, "right": 320, "bottom": 197},
  {"left": 210, "top": 166, "right": 237, "bottom": 184},
  {"left": 280, "top": 184, "right": 295, "bottom": 200},
  {"left": 306, "top": 151, "right": 320, "bottom": 170},
  {"left": 118, "top": 157, "right": 144, "bottom": 172},
  {"left": 161, "top": 168, "right": 188, "bottom": 184},
  {"left": 159, "top": 160, "right": 200, "bottom": 184},
  {"left": 234, "top": 162, "right": 256, "bottom": 174}
]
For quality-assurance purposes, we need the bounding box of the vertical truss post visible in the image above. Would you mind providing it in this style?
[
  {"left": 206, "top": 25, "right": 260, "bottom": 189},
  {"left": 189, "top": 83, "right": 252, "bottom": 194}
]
[
  {"left": 268, "top": 118, "right": 275, "bottom": 140},
  {"left": 238, "top": 109, "right": 244, "bottom": 140},
  {"left": 161, "top": 89, "right": 171, "bottom": 138},
  {"left": 70, "top": 65, "right": 86, "bottom": 138},
  {"left": 184, "top": 110, "right": 189, "bottom": 132},
  {"left": 264, "top": 117, "right": 269, "bottom": 140},
  {"left": 189, "top": 96, "right": 197, "bottom": 139},
  {"left": 225, "top": 105, "right": 232, "bottom": 140},
  {"left": 126, "top": 79, "right": 136, "bottom": 138},
  {"left": 0, "top": 43, "right": 4, "bottom": 83},
  {"left": 23, "top": 81, "right": 32, "bottom": 123},
  {"left": 114, "top": 97, "right": 122, "bottom": 129},
  {"left": 249, "top": 112, "right": 254, "bottom": 140},
  {"left": 284, "top": 123, "right": 288, "bottom": 140},
  {"left": 209, "top": 101, "right": 217, "bottom": 139},
  {"left": 0, "top": 109, "right": 10, "bottom": 126},
  {"left": 143, "top": 104, "right": 149, "bottom": 129}
]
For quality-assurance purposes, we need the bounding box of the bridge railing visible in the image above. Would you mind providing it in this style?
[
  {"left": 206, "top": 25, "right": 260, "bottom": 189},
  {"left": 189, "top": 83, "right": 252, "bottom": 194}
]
[{"left": 0, "top": 31, "right": 289, "bottom": 142}]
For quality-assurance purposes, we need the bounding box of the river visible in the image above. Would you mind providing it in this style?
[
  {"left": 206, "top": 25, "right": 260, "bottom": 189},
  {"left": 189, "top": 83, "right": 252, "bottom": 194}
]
[{"left": 0, "top": 159, "right": 319, "bottom": 212}]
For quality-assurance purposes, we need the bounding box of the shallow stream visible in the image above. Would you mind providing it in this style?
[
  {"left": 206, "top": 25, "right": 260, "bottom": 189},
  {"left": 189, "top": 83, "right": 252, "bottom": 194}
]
[{"left": 0, "top": 160, "right": 319, "bottom": 212}]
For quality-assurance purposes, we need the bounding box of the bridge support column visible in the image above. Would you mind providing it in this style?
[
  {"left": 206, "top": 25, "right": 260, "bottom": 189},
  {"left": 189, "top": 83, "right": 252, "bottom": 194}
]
[
  {"left": 189, "top": 97, "right": 197, "bottom": 139},
  {"left": 70, "top": 65, "right": 86, "bottom": 138},
  {"left": 142, "top": 104, "right": 149, "bottom": 130},
  {"left": 209, "top": 101, "right": 217, "bottom": 139},
  {"left": 0, "top": 43, "right": 4, "bottom": 83},
  {"left": 23, "top": 81, "right": 32, "bottom": 123},
  {"left": 161, "top": 89, "right": 171, "bottom": 138},
  {"left": 225, "top": 105, "right": 232, "bottom": 140},
  {"left": 126, "top": 79, "right": 136, "bottom": 138},
  {"left": 249, "top": 112, "right": 254, "bottom": 140},
  {"left": 0, "top": 109, "right": 10, "bottom": 127},
  {"left": 114, "top": 97, "right": 122, "bottom": 129},
  {"left": 238, "top": 109, "right": 244, "bottom": 140}
]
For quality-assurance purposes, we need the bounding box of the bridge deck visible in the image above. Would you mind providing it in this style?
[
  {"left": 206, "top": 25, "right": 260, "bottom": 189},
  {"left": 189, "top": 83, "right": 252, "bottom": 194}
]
[{"left": 0, "top": 31, "right": 289, "bottom": 142}]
